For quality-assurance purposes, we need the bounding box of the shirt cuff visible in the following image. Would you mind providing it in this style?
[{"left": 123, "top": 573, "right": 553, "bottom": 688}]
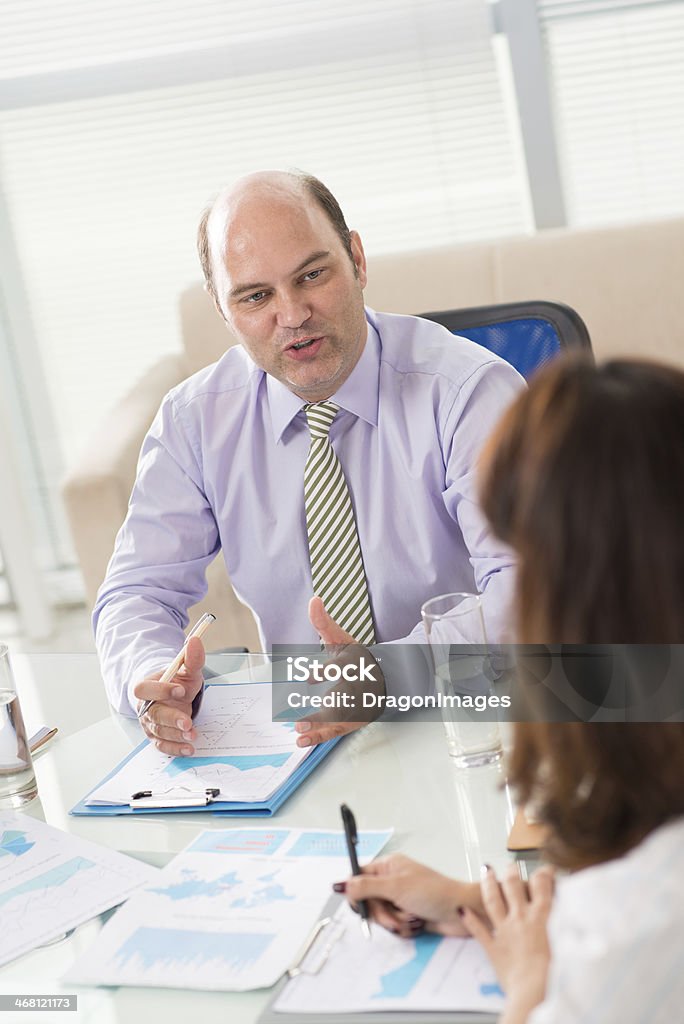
[{"left": 124, "top": 655, "right": 174, "bottom": 717}]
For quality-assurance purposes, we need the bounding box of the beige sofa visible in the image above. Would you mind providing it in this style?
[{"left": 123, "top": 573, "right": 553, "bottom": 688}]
[{"left": 62, "top": 216, "right": 684, "bottom": 649}]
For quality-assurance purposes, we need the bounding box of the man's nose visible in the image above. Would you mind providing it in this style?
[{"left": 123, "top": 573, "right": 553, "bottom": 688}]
[{"left": 275, "top": 290, "right": 311, "bottom": 329}]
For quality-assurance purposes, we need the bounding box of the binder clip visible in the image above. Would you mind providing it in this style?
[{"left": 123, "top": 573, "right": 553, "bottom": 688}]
[{"left": 286, "top": 916, "right": 345, "bottom": 978}]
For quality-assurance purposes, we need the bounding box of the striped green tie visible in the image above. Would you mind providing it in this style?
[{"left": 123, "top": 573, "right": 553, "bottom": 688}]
[{"left": 304, "top": 401, "right": 376, "bottom": 646}]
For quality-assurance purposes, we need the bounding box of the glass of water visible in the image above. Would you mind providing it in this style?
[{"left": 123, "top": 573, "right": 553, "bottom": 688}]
[
  {"left": 421, "top": 593, "right": 503, "bottom": 768},
  {"left": 0, "top": 644, "right": 37, "bottom": 807}
]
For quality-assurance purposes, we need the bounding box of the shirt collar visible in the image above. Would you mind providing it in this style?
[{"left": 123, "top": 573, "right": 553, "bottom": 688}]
[{"left": 268, "top": 309, "right": 380, "bottom": 443}]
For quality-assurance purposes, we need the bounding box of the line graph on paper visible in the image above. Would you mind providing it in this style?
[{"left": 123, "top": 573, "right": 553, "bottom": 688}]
[
  {"left": 194, "top": 692, "right": 297, "bottom": 753},
  {"left": 194, "top": 696, "right": 259, "bottom": 748},
  {"left": 0, "top": 855, "right": 141, "bottom": 939}
]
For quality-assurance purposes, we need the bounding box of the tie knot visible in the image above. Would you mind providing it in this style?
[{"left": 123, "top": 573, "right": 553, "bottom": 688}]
[{"left": 304, "top": 401, "right": 339, "bottom": 440}]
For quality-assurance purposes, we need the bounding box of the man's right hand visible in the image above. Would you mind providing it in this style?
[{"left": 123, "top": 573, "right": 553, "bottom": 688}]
[{"left": 133, "top": 636, "right": 205, "bottom": 756}]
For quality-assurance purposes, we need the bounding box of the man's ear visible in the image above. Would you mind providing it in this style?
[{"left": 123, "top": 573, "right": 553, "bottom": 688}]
[{"left": 349, "top": 230, "right": 367, "bottom": 290}]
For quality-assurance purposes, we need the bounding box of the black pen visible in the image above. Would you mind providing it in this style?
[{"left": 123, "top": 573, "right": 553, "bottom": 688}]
[{"left": 340, "top": 803, "right": 371, "bottom": 940}]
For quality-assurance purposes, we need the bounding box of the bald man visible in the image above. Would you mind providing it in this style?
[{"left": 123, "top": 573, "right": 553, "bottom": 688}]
[{"left": 94, "top": 171, "right": 522, "bottom": 752}]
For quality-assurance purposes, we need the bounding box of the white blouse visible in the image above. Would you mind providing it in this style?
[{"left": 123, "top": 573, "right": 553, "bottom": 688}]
[{"left": 530, "top": 816, "right": 684, "bottom": 1024}]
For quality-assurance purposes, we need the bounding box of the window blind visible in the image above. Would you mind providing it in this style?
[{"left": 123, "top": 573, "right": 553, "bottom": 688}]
[
  {"left": 0, "top": 0, "right": 528, "bottom": 483},
  {"left": 538, "top": 0, "right": 684, "bottom": 226}
]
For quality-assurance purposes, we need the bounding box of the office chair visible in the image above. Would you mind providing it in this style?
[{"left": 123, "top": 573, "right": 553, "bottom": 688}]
[{"left": 420, "top": 300, "right": 592, "bottom": 380}]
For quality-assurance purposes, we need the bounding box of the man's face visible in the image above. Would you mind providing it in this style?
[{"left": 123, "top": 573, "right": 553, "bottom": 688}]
[{"left": 210, "top": 189, "right": 368, "bottom": 402}]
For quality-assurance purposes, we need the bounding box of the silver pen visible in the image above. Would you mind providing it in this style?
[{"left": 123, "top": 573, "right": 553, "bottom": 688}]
[{"left": 136, "top": 612, "right": 216, "bottom": 719}]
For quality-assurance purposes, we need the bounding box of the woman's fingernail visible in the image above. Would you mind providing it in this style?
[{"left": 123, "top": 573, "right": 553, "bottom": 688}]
[
  {"left": 172, "top": 686, "right": 185, "bottom": 699},
  {"left": 182, "top": 731, "right": 193, "bottom": 741},
  {"left": 296, "top": 721, "right": 312, "bottom": 733},
  {"left": 181, "top": 746, "right": 192, "bottom": 756},
  {"left": 408, "top": 916, "right": 425, "bottom": 926},
  {"left": 332, "top": 882, "right": 347, "bottom": 894}
]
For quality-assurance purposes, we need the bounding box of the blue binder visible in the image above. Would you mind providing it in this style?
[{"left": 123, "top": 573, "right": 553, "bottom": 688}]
[{"left": 70, "top": 681, "right": 341, "bottom": 817}]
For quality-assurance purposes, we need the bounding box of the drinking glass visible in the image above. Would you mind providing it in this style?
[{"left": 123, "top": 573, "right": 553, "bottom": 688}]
[
  {"left": 0, "top": 644, "right": 38, "bottom": 807},
  {"left": 421, "top": 593, "right": 503, "bottom": 768}
]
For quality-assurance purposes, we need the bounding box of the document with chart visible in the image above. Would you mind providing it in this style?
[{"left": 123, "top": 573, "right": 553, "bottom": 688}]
[
  {"left": 65, "top": 827, "right": 392, "bottom": 991},
  {"left": 274, "top": 900, "right": 506, "bottom": 1015},
  {"left": 0, "top": 812, "right": 157, "bottom": 967},
  {"left": 81, "top": 683, "right": 316, "bottom": 810}
]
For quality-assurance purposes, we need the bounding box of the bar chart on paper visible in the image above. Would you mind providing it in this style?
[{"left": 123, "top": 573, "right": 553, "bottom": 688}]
[
  {"left": 66, "top": 858, "right": 300, "bottom": 990},
  {"left": 66, "top": 827, "right": 392, "bottom": 992},
  {"left": 113, "top": 926, "right": 275, "bottom": 975}
]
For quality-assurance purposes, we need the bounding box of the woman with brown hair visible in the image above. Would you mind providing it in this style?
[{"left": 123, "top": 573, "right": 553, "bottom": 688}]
[{"left": 344, "top": 356, "right": 684, "bottom": 1024}]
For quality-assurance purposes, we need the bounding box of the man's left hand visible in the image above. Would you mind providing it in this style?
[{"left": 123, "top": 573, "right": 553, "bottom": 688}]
[{"left": 294, "top": 597, "right": 385, "bottom": 747}]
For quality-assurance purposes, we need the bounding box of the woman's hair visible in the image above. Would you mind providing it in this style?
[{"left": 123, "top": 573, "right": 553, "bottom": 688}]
[
  {"left": 479, "top": 354, "right": 684, "bottom": 868},
  {"left": 508, "top": 720, "right": 684, "bottom": 869},
  {"left": 480, "top": 354, "right": 684, "bottom": 644}
]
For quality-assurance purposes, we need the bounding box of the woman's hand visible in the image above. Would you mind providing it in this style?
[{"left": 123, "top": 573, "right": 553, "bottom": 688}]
[
  {"left": 461, "top": 865, "right": 554, "bottom": 1024},
  {"left": 341, "top": 854, "right": 484, "bottom": 938}
]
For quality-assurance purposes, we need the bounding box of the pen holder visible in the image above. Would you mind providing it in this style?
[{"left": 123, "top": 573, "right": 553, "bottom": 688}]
[{"left": 0, "top": 644, "right": 38, "bottom": 807}]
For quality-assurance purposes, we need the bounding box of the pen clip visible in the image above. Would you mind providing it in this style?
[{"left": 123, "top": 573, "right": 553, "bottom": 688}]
[
  {"left": 340, "top": 803, "right": 360, "bottom": 868},
  {"left": 129, "top": 787, "right": 220, "bottom": 809}
]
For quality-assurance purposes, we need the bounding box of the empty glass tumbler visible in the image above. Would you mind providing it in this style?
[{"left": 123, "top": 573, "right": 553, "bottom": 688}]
[{"left": 421, "top": 593, "right": 503, "bottom": 768}]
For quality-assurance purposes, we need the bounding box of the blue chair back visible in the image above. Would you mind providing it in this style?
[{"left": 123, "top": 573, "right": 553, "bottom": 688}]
[{"left": 420, "top": 301, "right": 592, "bottom": 380}]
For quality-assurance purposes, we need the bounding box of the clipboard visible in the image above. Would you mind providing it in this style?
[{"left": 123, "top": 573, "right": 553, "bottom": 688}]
[
  {"left": 69, "top": 735, "right": 339, "bottom": 817},
  {"left": 258, "top": 896, "right": 499, "bottom": 1024}
]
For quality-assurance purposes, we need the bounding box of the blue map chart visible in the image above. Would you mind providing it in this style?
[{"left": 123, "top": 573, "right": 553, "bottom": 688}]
[
  {"left": 114, "top": 927, "right": 274, "bottom": 973},
  {"left": 164, "top": 753, "right": 290, "bottom": 778},
  {"left": 189, "top": 830, "right": 288, "bottom": 856},
  {"left": 0, "top": 830, "right": 35, "bottom": 858},
  {"left": 149, "top": 869, "right": 240, "bottom": 901},
  {"left": 373, "top": 934, "right": 442, "bottom": 999},
  {"left": 0, "top": 857, "right": 95, "bottom": 908},
  {"left": 231, "top": 877, "right": 295, "bottom": 909},
  {"left": 148, "top": 866, "right": 296, "bottom": 909}
]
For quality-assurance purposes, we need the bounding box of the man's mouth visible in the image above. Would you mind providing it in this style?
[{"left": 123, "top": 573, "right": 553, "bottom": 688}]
[{"left": 284, "top": 336, "right": 324, "bottom": 359}]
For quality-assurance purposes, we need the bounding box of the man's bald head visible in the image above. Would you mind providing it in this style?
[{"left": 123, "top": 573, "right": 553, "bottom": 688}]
[{"left": 197, "top": 170, "right": 356, "bottom": 306}]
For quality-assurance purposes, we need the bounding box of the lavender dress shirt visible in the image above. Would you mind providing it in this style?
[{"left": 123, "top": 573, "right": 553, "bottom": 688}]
[{"left": 94, "top": 308, "right": 523, "bottom": 714}]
